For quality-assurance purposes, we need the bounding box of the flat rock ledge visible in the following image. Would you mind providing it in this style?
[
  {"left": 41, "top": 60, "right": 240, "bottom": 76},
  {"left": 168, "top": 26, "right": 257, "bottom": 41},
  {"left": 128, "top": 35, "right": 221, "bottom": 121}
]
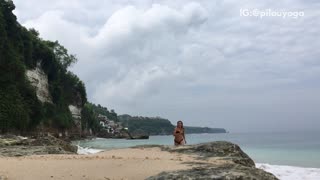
[
  {"left": 134, "top": 141, "right": 278, "bottom": 180},
  {"left": 0, "top": 134, "right": 77, "bottom": 157}
]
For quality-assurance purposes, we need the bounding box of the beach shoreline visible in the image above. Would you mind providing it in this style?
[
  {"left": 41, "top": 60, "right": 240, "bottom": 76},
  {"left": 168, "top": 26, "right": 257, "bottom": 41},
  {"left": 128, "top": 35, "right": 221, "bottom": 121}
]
[
  {"left": 0, "top": 147, "right": 192, "bottom": 180},
  {"left": 0, "top": 141, "right": 278, "bottom": 180},
  {"left": 1, "top": 134, "right": 319, "bottom": 179}
]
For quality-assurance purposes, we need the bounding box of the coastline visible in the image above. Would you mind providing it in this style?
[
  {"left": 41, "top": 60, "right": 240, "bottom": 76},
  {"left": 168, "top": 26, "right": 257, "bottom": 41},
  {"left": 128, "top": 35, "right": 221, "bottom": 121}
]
[
  {"left": 0, "top": 147, "right": 191, "bottom": 180},
  {"left": 0, "top": 141, "right": 278, "bottom": 180},
  {"left": 1, "top": 134, "right": 319, "bottom": 180},
  {"left": 76, "top": 143, "right": 320, "bottom": 180},
  {"left": 74, "top": 132, "right": 320, "bottom": 169}
]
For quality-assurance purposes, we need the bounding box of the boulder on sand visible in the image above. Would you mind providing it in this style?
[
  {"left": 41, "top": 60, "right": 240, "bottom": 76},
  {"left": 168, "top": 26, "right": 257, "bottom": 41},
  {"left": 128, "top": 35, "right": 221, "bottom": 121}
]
[
  {"left": 141, "top": 141, "right": 278, "bottom": 180},
  {"left": 0, "top": 134, "right": 77, "bottom": 157}
]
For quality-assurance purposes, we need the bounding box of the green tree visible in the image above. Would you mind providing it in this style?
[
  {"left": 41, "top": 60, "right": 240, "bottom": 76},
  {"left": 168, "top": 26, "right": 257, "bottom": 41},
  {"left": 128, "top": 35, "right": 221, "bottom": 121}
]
[
  {"left": 81, "top": 103, "right": 101, "bottom": 133},
  {"left": 45, "top": 41, "right": 77, "bottom": 70}
]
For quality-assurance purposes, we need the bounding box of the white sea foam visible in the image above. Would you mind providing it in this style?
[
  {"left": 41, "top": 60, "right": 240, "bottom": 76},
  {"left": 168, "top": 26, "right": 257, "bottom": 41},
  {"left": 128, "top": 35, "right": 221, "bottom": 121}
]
[
  {"left": 257, "top": 163, "right": 320, "bottom": 180},
  {"left": 77, "top": 145, "right": 103, "bottom": 155}
]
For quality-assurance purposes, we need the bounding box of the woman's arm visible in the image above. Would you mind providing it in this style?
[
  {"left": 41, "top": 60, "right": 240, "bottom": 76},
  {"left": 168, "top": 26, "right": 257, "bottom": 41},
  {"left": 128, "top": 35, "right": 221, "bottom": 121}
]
[{"left": 173, "top": 128, "right": 177, "bottom": 136}]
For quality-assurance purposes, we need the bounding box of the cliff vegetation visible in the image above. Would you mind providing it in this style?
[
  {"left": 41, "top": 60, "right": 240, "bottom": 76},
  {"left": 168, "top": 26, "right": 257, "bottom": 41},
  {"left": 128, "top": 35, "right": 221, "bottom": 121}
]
[{"left": 0, "top": 0, "right": 95, "bottom": 134}]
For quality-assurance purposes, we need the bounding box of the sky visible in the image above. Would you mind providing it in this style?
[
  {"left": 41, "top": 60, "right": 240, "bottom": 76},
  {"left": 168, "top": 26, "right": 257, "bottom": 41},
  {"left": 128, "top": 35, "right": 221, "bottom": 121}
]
[{"left": 12, "top": 0, "right": 320, "bottom": 132}]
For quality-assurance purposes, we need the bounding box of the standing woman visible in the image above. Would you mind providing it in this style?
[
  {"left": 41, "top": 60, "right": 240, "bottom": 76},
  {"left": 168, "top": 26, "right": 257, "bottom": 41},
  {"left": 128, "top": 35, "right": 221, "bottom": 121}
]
[{"left": 173, "top": 120, "right": 186, "bottom": 145}]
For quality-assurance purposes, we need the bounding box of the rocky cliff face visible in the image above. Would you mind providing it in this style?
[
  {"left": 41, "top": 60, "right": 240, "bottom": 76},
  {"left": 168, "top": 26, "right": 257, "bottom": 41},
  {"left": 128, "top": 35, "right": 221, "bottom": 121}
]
[
  {"left": 1, "top": 0, "right": 88, "bottom": 133},
  {"left": 68, "top": 105, "right": 82, "bottom": 129},
  {"left": 26, "top": 64, "right": 83, "bottom": 132},
  {"left": 26, "top": 63, "right": 52, "bottom": 103},
  {"left": 142, "top": 141, "right": 278, "bottom": 180},
  {"left": 68, "top": 89, "right": 84, "bottom": 131}
]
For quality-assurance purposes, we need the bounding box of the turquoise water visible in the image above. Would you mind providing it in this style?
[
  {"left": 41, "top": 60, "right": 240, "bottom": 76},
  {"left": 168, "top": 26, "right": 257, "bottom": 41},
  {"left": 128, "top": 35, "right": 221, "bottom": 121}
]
[{"left": 74, "top": 131, "right": 320, "bottom": 168}]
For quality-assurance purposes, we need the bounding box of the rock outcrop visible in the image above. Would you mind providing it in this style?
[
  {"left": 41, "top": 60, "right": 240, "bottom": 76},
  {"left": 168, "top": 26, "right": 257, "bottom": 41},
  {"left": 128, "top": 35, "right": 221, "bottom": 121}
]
[
  {"left": 26, "top": 64, "right": 84, "bottom": 133},
  {"left": 68, "top": 104, "right": 82, "bottom": 130},
  {"left": 141, "top": 141, "right": 278, "bottom": 180},
  {"left": 0, "top": 175, "right": 7, "bottom": 180},
  {"left": 68, "top": 89, "right": 85, "bottom": 131},
  {"left": 26, "top": 63, "right": 52, "bottom": 103},
  {"left": 0, "top": 135, "right": 77, "bottom": 157}
]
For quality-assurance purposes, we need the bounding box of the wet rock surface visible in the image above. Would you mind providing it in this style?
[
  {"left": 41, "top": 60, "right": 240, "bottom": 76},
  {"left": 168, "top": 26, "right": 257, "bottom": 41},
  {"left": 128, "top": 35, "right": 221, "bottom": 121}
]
[
  {"left": 146, "top": 165, "right": 278, "bottom": 180},
  {"left": 139, "top": 142, "right": 278, "bottom": 180},
  {"left": 0, "top": 135, "right": 77, "bottom": 157}
]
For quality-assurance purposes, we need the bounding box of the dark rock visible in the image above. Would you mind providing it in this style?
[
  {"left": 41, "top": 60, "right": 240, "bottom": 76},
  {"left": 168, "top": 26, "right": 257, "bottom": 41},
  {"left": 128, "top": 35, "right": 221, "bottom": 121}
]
[
  {"left": 147, "top": 165, "right": 278, "bottom": 180},
  {"left": 0, "top": 135, "right": 77, "bottom": 156},
  {"left": 169, "top": 141, "right": 255, "bottom": 167},
  {"left": 134, "top": 142, "right": 255, "bottom": 167},
  {"left": 142, "top": 142, "right": 279, "bottom": 180},
  {"left": 0, "top": 175, "right": 8, "bottom": 180},
  {"left": 28, "top": 135, "right": 78, "bottom": 153},
  {"left": 0, "top": 145, "right": 75, "bottom": 157},
  {"left": 0, "top": 135, "right": 29, "bottom": 146}
]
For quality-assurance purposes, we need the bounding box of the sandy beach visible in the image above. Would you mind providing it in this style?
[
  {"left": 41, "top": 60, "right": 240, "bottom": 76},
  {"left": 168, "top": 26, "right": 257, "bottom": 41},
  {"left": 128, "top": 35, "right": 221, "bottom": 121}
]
[
  {"left": 0, "top": 142, "right": 279, "bottom": 180},
  {"left": 0, "top": 147, "right": 198, "bottom": 180}
]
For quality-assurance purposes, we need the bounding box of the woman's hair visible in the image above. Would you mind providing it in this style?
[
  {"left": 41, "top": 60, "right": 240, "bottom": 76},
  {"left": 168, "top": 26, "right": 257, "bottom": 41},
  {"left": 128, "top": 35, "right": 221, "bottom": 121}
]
[{"left": 177, "top": 120, "right": 184, "bottom": 128}]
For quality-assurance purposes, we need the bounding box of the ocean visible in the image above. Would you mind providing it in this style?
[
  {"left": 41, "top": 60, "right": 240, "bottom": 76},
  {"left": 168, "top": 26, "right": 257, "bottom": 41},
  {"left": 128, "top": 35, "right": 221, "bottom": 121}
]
[{"left": 73, "top": 131, "right": 320, "bottom": 180}]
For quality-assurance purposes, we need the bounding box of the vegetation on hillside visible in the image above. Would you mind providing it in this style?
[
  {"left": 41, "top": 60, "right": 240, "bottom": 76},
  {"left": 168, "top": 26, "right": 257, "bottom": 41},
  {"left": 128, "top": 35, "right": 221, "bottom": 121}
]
[
  {"left": 0, "top": 0, "right": 89, "bottom": 133},
  {"left": 118, "top": 114, "right": 226, "bottom": 135},
  {"left": 118, "top": 115, "right": 175, "bottom": 135},
  {"left": 184, "top": 126, "right": 226, "bottom": 134},
  {"left": 88, "top": 103, "right": 118, "bottom": 122},
  {"left": 81, "top": 103, "right": 101, "bottom": 133}
]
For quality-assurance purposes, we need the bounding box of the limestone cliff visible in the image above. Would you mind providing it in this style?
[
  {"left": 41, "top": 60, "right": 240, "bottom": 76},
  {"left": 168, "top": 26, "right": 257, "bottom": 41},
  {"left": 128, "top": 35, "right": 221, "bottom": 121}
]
[
  {"left": 26, "top": 64, "right": 83, "bottom": 132},
  {"left": 26, "top": 63, "right": 52, "bottom": 103},
  {"left": 68, "top": 105, "right": 82, "bottom": 129},
  {"left": 0, "top": 0, "right": 88, "bottom": 133}
]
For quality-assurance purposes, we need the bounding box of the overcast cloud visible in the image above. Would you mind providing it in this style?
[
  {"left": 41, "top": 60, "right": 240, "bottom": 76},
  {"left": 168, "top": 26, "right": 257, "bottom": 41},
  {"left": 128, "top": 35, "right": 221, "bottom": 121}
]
[{"left": 13, "top": 0, "right": 320, "bottom": 132}]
